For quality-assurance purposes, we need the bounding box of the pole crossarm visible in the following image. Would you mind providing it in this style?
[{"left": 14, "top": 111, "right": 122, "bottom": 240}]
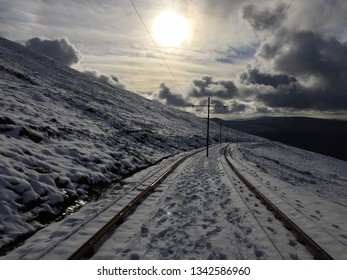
[{"left": 186, "top": 105, "right": 229, "bottom": 108}]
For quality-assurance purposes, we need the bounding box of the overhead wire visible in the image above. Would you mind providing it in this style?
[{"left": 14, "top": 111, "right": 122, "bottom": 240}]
[
  {"left": 129, "top": 0, "right": 185, "bottom": 96},
  {"left": 257, "top": 0, "right": 295, "bottom": 57},
  {"left": 253, "top": 0, "right": 296, "bottom": 98},
  {"left": 129, "top": 0, "right": 294, "bottom": 97}
]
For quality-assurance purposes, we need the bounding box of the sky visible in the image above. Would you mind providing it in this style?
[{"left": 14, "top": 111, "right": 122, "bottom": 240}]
[{"left": 1, "top": 0, "right": 347, "bottom": 119}]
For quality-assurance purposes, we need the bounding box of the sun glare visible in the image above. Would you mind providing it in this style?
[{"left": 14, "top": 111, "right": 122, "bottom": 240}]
[{"left": 152, "top": 11, "right": 191, "bottom": 47}]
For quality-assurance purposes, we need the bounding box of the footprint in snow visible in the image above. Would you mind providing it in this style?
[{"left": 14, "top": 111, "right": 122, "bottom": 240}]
[
  {"left": 129, "top": 253, "right": 140, "bottom": 260},
  {"left": 315, "top": 210, "right": 323, "bottom": 217},
  {"left": 289, "top": 253, "right": 299, "bottom": 260},
  {"left": 164, "top": 196, "right": 172, "bottom": 203},
  {"left": 206, "top": 227, "right": 222, "bottom": 237},
  {"left": 254, "top": 248, "right": 265, "bottom": 258},
  {"left": 340, "top": 234, "right": 347, "bottom": 240},
  {"left": 141, "top": 225, "right": 149, "bottom": 237},
  {"left": 207, "top": 251, "right": 227, "bottom": 260},
  {"left": 310, "top": 214, "right": 319, "bottom": 220},
  {"left": 266, "top": 226, "right": 277, "bottom": 234}
]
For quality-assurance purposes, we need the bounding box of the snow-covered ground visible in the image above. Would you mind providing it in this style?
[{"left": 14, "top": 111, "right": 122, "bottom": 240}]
[
  {"left": 3, "top": 143, "right": 347, "bottom": 260},
  {"left": 1, "top": 36, "right": 347, "bottom": 260},
  {"left": 0, "top": 36, "right": 221, "bottom": 254},
  {"left": 229, "top": 141, "right": 347, "bottom": 259}
]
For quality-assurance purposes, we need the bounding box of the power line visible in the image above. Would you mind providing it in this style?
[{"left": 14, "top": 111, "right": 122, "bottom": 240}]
[
  {"left": 186, "top": 97, "right": 229, "bottom": 157},
  {"left": 257, "top": 0, "right": 294, "bottom": 57},
  {"left": 129, "top": 0, "right": 185, "bottom": 96}
]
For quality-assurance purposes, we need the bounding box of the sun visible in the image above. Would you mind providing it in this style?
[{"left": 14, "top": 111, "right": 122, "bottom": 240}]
[{"left": 152, "top": 11, "right": 191, "bottom": 47}]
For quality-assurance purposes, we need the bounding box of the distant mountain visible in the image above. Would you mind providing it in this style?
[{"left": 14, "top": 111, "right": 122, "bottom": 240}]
[
  {"left": 217, "top": 116, "right": 347, "bottom": 161},
  {"left": 0, "top": 36, "right": 222, "bottom": 251}
]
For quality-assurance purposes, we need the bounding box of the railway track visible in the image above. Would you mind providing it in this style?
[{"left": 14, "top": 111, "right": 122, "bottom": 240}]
[
  {"left": 223, "top": 143, "right": 335, "bottom": 260},
  {"left": 61, "top": 144, "right": 341, "bottom": 260},
  {"left": 68, "top": 147, "right": 205, "bottom": 259}
]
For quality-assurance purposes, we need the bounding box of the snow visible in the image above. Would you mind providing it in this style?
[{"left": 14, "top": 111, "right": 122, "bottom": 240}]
[
  {"left": 228, "top": 141, "right": 347, "bottom": 259},
  {"left": 3, "top": 142, "right": 347, "bottom": 260},
  {"left": 88, "top": 145, "right": 313, "bottom": 260},
  {"left": 0, "top": 36, "right": 220, "bottom": 253},
  {"left": 1, "top": 36, "right": 347, "bottom": 260}
]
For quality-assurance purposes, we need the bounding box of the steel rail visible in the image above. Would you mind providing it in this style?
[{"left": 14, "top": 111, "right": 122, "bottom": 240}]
[
  {"left": 68, "top": 148, "right": 203, "bottom": 260},
  {"left": 224, "top": 144, "right": 333, "bottom": 260}
]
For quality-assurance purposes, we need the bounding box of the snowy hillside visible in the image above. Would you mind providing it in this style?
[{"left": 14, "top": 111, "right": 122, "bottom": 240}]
[
  {"left": 0, "top": 37, "right": 222, "bottom": 253},
  {"left": 3, "top": 143, "right": 347, "bottom": 260}
]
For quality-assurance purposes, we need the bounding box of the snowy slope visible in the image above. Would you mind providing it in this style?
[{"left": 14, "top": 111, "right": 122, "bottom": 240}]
[
  {"left": 3, "top": 143, "right": 346, "bottom": 260},
  {"left": 0, "top": 37, "right": 221, "bottom": 253},
  {"left": 2, "top": 36, "right": 347, "bottom": 260}
]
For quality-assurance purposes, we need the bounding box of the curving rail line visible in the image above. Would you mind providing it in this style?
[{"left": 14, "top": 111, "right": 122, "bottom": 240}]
[
  {"left": 223, "top": 143, "right": 333, "bottom": 260},
  {"left": 68, "top": 148, "right": 204, "bottom": 260},
  {"left": 68, "top": 143, "right": 335, "bottom": 260}
]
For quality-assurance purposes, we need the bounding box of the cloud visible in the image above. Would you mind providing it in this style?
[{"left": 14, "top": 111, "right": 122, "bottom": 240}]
[
  {"left": 215, "top": 44, "right": 258, "bottom": 64},
  {"left": 84, "top": 69, "right": 125, "bottom": 89},
  {"left": 240, "top": 66, "right": 296, "bottom": 88},
  {"left": 256, "top": 30, "right": 347, "bottom": 110},
  {"left": 189, "top": 76, "right": 238, "bottom": 99},
  {"left": 25, "top": 37, "right": 81, "bottom": 66},
  {"left": 262, "top": 30, "right": 347, "bottom": 80},
  {"left": 243, "top": 3, "right": 286, "bottom": 31},
  {"left": 212, "top": 99, "right": 248, "bottom": 114},
  {"left": 283, "top": 1, "right": 347, "bottom": 35},
  {"left": 238, "top": 2, "right": 347, "bottom": 112},
  {"left": 157, "top": 83, "right": 189, "bottom": 107}
]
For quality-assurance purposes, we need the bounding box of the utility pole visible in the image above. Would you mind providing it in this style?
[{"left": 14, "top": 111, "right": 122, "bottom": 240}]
[
  {"left": 219, "top": 119, "right": 221, "bottom": 146},
  {"left": 206, "top": 97, "right": 210, "bottom": 157},
  {"left": 187, "top": 97, "right": 228, "bottom": 157}
]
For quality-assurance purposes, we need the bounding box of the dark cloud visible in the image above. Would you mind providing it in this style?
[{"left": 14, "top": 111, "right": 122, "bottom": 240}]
[
  {"left": 240, "top": 3, "right": 347, "bottom": 113},
  {"left": 256, "top": 84, "right": 310, "bottom": 109},
  {"left": 211, "top": 99, "right": 249, "bottom": 115},
  {"left": 189, "top": 76, "right": 238, "bottom": 99},
  {"left": 263, "top": 31, "right": 347, "bottom": 81},
  {"left": 195, "top": 98, "right": 247, "bottom": 115},
  {"left": 240, "top": 66, "right": 296, "bottom": 88},
  {"left": 228, "top": 100, "right": 249, "bottom": 114},
  {"left": 257, "top": 83, "right": 347, "bottom": 110},
  {"left": 84, "top": 70, "right": 125, "bottom": 89},
  {"left": 216, "top": 100, "right": 249, "bottom": 114},
  {"left": 256, "top": 106, "right": 272, "bottom": 114},
  {"left": 25, "top": 37, "right": 81, "bottom": 66},
  {"left": 243, "top": 4, "right": 286, "bottom": 31},
  {"left": 157, "top": 83, "right": 189, "bottom": 107},
  {"left": 210, "top": 99, "right": 230, "bottom": 114},
  {"left": 256, "top": 30, "right": 347, "bottom": 110}
]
